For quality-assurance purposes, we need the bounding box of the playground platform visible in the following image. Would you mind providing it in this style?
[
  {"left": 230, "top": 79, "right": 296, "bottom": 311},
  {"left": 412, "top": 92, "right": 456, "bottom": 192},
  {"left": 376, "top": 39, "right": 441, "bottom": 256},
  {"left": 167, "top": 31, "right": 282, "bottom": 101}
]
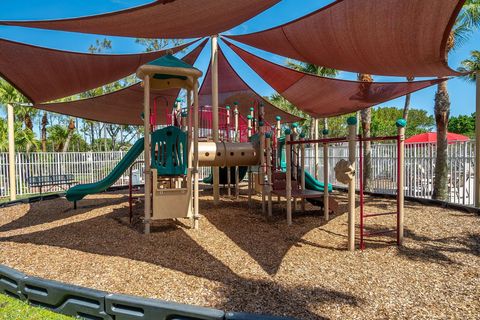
[{"left": 0, "top": 188, "right": 478, "bottom": 319}]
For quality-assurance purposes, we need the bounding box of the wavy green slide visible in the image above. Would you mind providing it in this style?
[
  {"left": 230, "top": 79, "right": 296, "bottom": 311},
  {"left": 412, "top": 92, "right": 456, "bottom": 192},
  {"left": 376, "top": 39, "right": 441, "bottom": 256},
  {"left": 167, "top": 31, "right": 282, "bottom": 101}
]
[{"left": 66, "top": 138, "right": 144, "bottom": 202}]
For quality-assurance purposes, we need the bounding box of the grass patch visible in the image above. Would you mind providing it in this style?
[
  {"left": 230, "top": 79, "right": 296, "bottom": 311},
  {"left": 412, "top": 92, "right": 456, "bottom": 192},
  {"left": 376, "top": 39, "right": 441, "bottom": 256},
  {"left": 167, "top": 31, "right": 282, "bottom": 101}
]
[{"left": 0, "top": 294, "right": 71, "bottom": 319}]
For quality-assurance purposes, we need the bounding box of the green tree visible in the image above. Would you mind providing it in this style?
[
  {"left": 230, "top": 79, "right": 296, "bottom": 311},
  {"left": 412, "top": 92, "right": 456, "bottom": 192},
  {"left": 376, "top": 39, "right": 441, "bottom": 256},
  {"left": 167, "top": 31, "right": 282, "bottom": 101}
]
[
  {"left": 371, "top": 107, "right": 434, "bottom": 137},
  {"left": 448, "top": 113, "right": 475, "bottom": 137},
  {"left": 458, "top": 50, "right": 480, "bottom": 82},
  {"left": 433, "top": 0, "right": 480, "bottom": 200}
]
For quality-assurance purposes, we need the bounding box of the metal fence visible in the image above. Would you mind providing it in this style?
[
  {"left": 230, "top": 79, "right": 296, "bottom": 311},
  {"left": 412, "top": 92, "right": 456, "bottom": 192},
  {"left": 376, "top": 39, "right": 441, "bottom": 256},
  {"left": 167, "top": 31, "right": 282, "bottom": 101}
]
[
  {"left": 304, "top": 140, "right": 475, "bottom": 206},
  {"left": 0, "top": 140, "right": 476, "bottom": 206}
]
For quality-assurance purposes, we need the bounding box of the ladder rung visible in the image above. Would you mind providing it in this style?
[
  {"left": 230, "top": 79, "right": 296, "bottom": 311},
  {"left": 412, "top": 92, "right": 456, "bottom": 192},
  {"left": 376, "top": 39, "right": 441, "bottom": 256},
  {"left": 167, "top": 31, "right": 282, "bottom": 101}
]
[
  {"left": 363, "top": 229, "right": 396, "bottom": 237},
  {"left": 363, "top": 212, "right": 397, "bottom": 218}
]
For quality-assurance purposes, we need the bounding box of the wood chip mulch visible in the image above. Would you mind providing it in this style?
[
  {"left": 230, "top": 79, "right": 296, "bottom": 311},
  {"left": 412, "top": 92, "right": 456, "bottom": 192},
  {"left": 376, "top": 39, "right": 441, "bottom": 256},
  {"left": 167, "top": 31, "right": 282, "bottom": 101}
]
[{"left": 0, "top": 188, "right": 479, "bottom": 319}]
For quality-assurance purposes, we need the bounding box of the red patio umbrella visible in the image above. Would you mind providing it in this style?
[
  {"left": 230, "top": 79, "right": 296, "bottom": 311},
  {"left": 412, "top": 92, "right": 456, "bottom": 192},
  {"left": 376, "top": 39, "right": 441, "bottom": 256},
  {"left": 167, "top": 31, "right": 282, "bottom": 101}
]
[{"left": 405, "top": 132, "right": 469, "bottom": 144}]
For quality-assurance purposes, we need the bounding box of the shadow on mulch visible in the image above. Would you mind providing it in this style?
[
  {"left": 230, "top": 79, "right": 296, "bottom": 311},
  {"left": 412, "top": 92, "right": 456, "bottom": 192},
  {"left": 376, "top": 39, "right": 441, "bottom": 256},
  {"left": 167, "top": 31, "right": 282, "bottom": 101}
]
[
  {"left": 0, "top": 194, "right": 128, "bottom": 232},
  {"left": 1, "top": 196, "right": 362, "bottom": 319}
]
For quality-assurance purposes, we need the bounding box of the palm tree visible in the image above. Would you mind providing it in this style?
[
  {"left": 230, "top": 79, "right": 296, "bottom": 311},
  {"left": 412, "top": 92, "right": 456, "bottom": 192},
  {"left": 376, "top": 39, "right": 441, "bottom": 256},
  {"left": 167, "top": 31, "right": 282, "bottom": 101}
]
[
  {"left": 62, "top": 117, "right": 76, "bottom": 152},
  {"left": 358, "top": 73, "right": 374, "bottom": 192},
  {"left": 458, "top": 50, "right": 480, "bottom": 81},
  {"left": 403, "top": 76, "right": 415, "bottom": 120},
  {"left": 433, "top": 0, "right": 480, "bottom": 200},
  {"left": 41, "top": 111, "right": 48, "bottom": 151}
]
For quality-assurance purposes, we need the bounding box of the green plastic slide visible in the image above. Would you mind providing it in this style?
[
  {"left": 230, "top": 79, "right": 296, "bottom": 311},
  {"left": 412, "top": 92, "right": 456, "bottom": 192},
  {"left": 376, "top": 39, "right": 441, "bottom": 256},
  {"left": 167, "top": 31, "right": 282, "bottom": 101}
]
[
  {"left": 277, "top": 136, "right": 332, "bottom": 192},
  {"left": 203, "top": 166, "right": 249, "bottom": 184},
  {"left": 66, "top": 138, "right": 144, "bottom": 202}
]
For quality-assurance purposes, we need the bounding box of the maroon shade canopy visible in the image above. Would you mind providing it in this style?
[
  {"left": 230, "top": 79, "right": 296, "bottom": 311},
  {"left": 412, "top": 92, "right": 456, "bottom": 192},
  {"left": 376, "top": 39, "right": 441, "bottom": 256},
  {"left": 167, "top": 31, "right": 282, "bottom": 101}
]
[
  {"left": 226, "top": 0, "right": 464, "bottom": 77},
  {"left": 226, "top": 41, "right": 446, "bottom": 118},
  {"left": 0, "top": 38, "right": 200, "bottom": 103},
  {"left": 199, "top": 47, "right": 300, "bottom": 123},
  {"left": 0, "top": 0, "right": 279, "bottom": 39},
  {"left": 35, "top": 40, "right": 206, "bottom": 125}
]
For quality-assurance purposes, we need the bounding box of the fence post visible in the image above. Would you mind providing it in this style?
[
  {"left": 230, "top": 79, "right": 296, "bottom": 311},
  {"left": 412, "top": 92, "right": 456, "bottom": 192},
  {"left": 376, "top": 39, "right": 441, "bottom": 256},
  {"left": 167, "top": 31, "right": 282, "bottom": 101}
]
[{"left": 7, "top": 104, "right": 16, "bottom": 201}]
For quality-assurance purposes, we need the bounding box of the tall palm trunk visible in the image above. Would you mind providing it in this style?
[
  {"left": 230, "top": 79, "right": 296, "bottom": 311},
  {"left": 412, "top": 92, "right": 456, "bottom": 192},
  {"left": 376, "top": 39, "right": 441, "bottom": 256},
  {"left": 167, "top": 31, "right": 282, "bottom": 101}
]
[
  {"left": 358, "top": 73, "right": 373, "bottom": 192},
  {"left": 432, "top": 80, "right": 450, "bottom": 200},
  {"left": 62, "top": 117, "right": 76, "bottom": 152},
  {"left": 432, "top": 33, "right": 454, "bottom": 201},
  {"left": 403, "top": 76, "right": 415, "bottom": 120},
  {"left": 41, "top": 112, "right": 48, "bottom": 152}
]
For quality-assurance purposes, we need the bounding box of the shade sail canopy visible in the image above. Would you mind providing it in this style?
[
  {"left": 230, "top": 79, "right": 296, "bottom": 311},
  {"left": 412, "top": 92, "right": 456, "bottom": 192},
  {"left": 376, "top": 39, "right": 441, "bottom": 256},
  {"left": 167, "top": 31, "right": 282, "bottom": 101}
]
[
  {"left": 0, "top": 0, "right": 279, "bottom": 39},
  {"left": 35, "top": 40, "right": 206, "bottom": 125},
  {"left": 226, "top": 0, "right": 464, "bottom": 77},
  {"left": 405, "top": 132, "right": 469, "bottom": 144},
  {"left": 226, "top": 41, "right": 446, "bottom": 118},
  {"left": 0, "top": 37, "right": 200, "bottom": 103},
  {"left": 198, "top": 47, "right": 301, "bottom": 123}
]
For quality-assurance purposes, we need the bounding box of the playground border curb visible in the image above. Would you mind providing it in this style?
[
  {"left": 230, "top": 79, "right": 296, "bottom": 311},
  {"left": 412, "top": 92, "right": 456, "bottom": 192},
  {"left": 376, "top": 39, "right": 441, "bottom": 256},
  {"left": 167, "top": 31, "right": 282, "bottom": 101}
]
[{"left": 0, "top": 264, "right": 294, "bottom": 320}]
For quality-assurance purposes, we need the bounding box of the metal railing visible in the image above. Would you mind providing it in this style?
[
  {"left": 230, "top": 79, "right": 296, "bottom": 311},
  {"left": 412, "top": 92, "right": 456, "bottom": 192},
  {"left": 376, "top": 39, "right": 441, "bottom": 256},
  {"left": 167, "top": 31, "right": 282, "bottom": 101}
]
[{"left": 0, "top": 140, "right": 476, "bottom": 206}]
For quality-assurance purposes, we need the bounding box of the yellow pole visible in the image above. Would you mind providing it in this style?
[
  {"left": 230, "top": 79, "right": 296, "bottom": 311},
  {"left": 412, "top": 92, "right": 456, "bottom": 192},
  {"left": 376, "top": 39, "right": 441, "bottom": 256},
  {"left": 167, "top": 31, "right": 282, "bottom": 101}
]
[
  {"left": 475, "top": 71, "right": 480, "bottom": 207},
  {"left": 143, "top": 76, "right": 151, "bottom": 234},
  {"left": 396, "top": 119, "right": 406, "bottom": 245},
  {"left": 347, "top": 116, "right": 357, "bottom": 251},
  {"left": 211, "top": 35, "right": 220, "bottom": 205},
  {"left": 266, "top": 133, "right": 273, "bottom": 216},
  {"left": 323, "top": 129, "right": 329, "bottom": 221},
  {"left": 285, "top": 129, "right": 292, "bottom": 225},
  {"left": 193, "top": 81, "right": 200, "bottom": 229},
  {"left": 7, "top": 104, "right": 16, "bottom": 201}
]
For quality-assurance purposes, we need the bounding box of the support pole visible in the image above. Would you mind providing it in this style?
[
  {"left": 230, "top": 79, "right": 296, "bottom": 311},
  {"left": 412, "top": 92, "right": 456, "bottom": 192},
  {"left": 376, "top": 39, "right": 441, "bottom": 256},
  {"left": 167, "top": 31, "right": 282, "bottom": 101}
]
[
  {"left": 323, "top": 129, "right": 329, "bottom": 221},
  {"left": 285, "top": 129, "right": 292, "bottom": 225},
  {"left": 276, "top": 116, "right": 281, "bottom": 170},
  {"left": 396, "top": 119, "right": 406, "bottom": 245},
  {"left": 347, "top": 117, "right": 357, "bottom": 251},
  {"left": 475, "top": 71, "right": 480, "bottom": 207},
  {"left": 7, "top": 104, "right": 16, "bottom": 201},
  {"left": 211, "top": 35, "right": 220, "bottom": 205},
  {"left": 143, "top": 76, "right": 151, "bottom": 234},
  {"left": 292, "top": 123, "right": 299, "bottom": 212},
  {"left": 234, "top": 104, "right": 240, "bottom": 198},
  {"left": 300, "top": 133, "right": 306, "bottom": 212},
  {"left": 260, "top": 121, "right": 266, "bottom": 214},
  {"left": 187, "top": 90, "right": 193, "bottom": 225},
  {"left": 193, "top": 81, "right": 200, "bottom": 229},
  {"left": 314, "top": 118, "right": 319, "bottom": 179},
  {"left": 266, "top": 133, "right": 273, "bottom": 217},
  {"left": 247, "top": 114, "right": 253, "bottom": 207},
  {"left": 226, "top": 106, "right": 231, "bottom": 197}
]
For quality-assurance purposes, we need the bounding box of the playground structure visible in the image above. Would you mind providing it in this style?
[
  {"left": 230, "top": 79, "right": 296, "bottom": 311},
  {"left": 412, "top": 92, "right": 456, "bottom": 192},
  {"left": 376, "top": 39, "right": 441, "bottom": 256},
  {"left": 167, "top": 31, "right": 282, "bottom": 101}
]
[{"left": 64, "top": 52, "right": 408, "bottom": 251}]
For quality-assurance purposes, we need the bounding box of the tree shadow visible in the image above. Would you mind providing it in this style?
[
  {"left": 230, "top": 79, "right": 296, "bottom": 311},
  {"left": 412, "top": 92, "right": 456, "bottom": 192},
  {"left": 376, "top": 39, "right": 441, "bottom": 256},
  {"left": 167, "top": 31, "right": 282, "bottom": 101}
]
[
  {"left": 1, "top": 198, "right": 362, "bottom": 319},
  {"left": 203, "top": 196, "right": 347, "bottom": 275},
  {"left": 0, "top": 194, "right": 128, "bottom": 232}
]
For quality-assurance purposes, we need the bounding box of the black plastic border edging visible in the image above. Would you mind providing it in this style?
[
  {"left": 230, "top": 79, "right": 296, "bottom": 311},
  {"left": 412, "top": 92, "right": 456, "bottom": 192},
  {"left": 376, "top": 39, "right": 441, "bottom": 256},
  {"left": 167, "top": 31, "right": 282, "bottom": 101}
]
[{"left": 0, "top": 264, "right": 294, "bottom": 320}]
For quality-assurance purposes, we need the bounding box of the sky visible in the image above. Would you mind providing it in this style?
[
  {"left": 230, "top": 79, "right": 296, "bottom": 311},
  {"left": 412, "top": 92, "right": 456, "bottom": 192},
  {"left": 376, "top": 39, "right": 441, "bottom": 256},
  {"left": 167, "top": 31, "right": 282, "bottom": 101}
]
[{"left": 0, "top": 0, "right": 479, "bottom": 118}]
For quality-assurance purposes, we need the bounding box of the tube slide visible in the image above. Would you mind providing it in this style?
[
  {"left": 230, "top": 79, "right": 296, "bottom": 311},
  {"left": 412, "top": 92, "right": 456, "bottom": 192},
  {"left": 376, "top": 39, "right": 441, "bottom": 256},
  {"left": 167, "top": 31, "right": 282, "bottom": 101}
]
[{"left": 66, "top": 138, "right": 144, "bottom": 202}]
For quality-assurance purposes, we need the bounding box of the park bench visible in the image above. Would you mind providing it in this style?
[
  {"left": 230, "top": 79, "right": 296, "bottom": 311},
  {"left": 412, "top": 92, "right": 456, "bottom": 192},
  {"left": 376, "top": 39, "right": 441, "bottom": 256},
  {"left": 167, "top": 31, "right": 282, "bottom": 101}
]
[{"left": 27, "top": 174, "right": 77, "bottom": 195}]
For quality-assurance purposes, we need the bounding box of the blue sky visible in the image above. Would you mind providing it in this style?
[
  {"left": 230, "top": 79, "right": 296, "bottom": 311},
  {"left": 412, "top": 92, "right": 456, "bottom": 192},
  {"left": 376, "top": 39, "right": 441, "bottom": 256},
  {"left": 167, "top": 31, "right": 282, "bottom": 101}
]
[{"left": 0, "top": 0, "right": 479, "bottom": 117}]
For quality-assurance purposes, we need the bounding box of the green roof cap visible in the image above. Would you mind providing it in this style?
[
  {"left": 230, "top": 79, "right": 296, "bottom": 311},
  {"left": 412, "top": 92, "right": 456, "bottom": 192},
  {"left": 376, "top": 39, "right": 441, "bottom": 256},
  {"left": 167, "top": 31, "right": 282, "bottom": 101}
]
[{"left": 147, "top": 54, "right": 195, "bottom": 80}]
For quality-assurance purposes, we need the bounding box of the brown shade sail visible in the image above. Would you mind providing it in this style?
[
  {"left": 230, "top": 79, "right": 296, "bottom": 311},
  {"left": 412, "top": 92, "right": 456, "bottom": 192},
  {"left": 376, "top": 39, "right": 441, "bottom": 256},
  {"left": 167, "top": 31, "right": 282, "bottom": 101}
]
[
  {"left": 0, "top": 0, "right": 279, "bottom": 39},
  {"left": 226, "top": 41, "right": 447, "bottom": 118},
  {"left": 35, "top": 40, "right": 207, "bottom": 125},
  {"left": 226, "top": 0, "right": 464, "bottom": 77},
  {"left": 0, "top": 38, "right": 201, "bottom": 103},
  {"left": 199, "top": 46, "right": 301, "bottom": 123}
]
